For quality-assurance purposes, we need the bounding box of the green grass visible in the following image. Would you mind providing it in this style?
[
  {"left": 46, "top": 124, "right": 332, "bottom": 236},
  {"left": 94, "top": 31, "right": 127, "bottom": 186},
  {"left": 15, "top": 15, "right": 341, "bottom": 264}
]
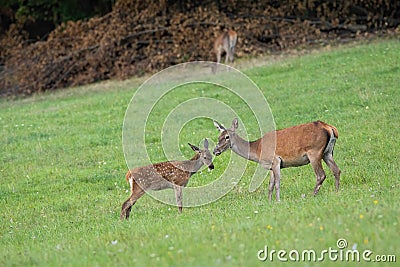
[{"left": 1, "top": 39, "right": 399, "bottom": 266}]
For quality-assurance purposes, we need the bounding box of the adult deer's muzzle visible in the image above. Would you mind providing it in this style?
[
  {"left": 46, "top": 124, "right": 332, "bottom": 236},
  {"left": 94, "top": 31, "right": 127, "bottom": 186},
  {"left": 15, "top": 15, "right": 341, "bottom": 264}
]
[{"left": 213, "top": 148, "right": 221, "bottom": 156}]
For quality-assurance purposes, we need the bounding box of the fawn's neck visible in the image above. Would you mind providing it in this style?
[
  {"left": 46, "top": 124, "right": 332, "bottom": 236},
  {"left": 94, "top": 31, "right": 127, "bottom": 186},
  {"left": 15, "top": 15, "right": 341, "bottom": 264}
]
[{"left": 180, "top": 154, "right": 203, "bottom": 174}]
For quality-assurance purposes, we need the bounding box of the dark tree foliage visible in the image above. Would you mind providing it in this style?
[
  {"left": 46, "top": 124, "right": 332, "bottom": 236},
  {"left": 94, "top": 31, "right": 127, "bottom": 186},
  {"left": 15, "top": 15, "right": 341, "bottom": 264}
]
[{"left": 0, "top": 0, "right": 113, "bottom": 38}]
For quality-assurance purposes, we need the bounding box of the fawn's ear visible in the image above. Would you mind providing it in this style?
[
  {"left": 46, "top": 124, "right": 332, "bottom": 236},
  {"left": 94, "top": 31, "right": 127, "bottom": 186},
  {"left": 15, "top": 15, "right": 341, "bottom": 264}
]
[
  {"left": 231, "top": 118, "right": 239, "bottom": 131},
  {"left": 213, "top": 120, "right": 226, "bottom": 132},
  {"left": 203, "top": 138, "right": 209, "bottom": 150},
  {"left": 188, "top": 143, "right": 200, "bottom": 152}
]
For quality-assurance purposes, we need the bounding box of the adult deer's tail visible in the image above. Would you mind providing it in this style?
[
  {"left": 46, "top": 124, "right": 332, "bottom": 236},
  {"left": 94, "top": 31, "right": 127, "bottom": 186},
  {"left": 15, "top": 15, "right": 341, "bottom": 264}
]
[{"left": 324, "top": 125, "right": 338, "bottom": 155}]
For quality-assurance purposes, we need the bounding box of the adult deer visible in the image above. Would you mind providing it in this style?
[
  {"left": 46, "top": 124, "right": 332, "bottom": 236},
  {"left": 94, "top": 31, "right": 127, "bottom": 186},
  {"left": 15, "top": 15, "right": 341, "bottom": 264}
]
[
  {"left": 213, "top": 119, "right": 341, "bottom": 201},
  {"left": 214, "top": 29, "right": 237, "bottom": 65},
  {"left": 120, "top": 139, "right": 214, "bottom": 220}
]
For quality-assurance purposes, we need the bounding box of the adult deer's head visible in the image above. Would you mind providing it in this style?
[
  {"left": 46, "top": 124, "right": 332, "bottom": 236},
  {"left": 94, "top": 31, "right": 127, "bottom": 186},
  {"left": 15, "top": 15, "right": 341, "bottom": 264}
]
[{"left": 213, "top": 118, "right": 238, "bottom": 156}]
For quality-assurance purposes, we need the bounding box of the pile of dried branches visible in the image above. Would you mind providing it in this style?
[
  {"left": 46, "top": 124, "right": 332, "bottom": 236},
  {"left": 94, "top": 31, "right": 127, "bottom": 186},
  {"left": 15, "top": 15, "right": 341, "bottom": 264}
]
[{"left": 0, "top": 0, "right": 399, "bottom": 96}]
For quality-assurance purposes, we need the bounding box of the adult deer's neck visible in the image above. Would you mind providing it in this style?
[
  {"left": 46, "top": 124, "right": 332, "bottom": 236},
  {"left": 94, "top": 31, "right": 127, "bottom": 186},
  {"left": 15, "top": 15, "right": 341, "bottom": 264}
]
[{"left": 231, "top": 134, "right": 261, "bottom": 163}]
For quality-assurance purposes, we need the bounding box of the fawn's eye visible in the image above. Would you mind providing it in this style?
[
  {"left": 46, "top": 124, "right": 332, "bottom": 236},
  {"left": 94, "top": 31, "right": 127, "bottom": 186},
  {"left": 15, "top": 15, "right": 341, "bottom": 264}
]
[{"left": 225, "top": 135, "right": 230, "bottom": 140}]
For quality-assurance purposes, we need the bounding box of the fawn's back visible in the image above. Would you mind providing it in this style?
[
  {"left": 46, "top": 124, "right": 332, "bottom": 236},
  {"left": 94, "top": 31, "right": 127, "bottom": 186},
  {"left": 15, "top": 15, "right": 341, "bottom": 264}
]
[{"left": 126, "top": 161, "right": 191, "bottom": 191}]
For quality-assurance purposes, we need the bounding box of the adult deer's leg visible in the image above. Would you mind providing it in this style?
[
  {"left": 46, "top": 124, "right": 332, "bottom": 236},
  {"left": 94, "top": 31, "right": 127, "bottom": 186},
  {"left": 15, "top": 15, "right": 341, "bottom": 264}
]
[
  {"left": 268, "top": 157, "right": 282, "bottom": 201},
  {"left": 309, "top": 154, "right": 326, "bottom": 196},
  {"left": 230, "top": 47, "right": 235, "bottom": 62},
  {"left": 323, "top": 153, "right": 341, "bottom": 191},
  {"left": 225, "top": 51, "right": 229, "bottom": 64},
  {"left": 271, "top": 157, "right": 282, "bottom": 201},
  {"left": 216, "top": 48, "right": 222, "bottom": 64},
  {"left": 268, "top": 171, "right": 275, "bottom": 202}
]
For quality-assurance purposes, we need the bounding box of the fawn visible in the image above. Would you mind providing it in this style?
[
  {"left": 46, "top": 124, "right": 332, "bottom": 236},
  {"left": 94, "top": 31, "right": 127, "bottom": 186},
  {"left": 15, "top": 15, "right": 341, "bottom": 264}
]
[{"left": 120, "top": 139, "right": 214, "bottom": 220}]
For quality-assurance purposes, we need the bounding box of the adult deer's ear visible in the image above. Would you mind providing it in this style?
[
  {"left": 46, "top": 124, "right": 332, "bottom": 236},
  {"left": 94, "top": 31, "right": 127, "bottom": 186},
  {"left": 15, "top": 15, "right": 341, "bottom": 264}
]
[
  {"left": 231, "top": 118, "right": 238, "bottom": 131},
  {"left": 213, "top": 120, "right": 226, "bottom": 132}
]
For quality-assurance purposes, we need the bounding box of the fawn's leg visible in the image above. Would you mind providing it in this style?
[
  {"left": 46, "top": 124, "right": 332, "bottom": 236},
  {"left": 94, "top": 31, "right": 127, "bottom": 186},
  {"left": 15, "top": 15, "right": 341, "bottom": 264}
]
[
  {"left": 174, "top": 185, "right": 183, "bottom": 213},
  {"left": 120, "top": 184, "right": 145, "bottom": 220}
]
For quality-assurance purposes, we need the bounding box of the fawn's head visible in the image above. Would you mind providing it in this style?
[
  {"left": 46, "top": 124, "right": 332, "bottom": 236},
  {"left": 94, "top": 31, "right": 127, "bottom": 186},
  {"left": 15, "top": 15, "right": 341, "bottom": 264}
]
[
  {"left": 188, "top": 138, "right": 214, "bottom": 170},
  {"left": 213, "top": 118, "right": 238, "bottom": 156}
]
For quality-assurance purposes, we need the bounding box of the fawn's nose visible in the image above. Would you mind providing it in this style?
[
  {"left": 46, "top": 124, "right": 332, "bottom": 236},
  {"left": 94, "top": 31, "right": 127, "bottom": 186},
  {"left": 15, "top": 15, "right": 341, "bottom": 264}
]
[{"left": 213, "top": 149, "right": 220, "bottom": 156}]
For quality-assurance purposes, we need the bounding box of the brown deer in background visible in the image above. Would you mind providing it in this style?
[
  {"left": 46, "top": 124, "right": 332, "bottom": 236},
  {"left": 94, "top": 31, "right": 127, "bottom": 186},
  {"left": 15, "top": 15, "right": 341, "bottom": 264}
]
[
  {"left": 120, "top": 139, "right": 214, "bottom": 220},
  {"left": 214, "top": 29, "right": 237, "bottom": 65},
  {"left": 213, "top": 118, "right": 341, "bottom": 201}
]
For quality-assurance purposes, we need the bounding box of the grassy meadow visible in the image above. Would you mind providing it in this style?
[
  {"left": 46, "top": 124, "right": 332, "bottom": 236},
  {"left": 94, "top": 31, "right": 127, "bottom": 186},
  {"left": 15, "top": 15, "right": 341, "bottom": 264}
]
[{"left": 1, "top": 39, "right": 399, "bottom": 266}]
